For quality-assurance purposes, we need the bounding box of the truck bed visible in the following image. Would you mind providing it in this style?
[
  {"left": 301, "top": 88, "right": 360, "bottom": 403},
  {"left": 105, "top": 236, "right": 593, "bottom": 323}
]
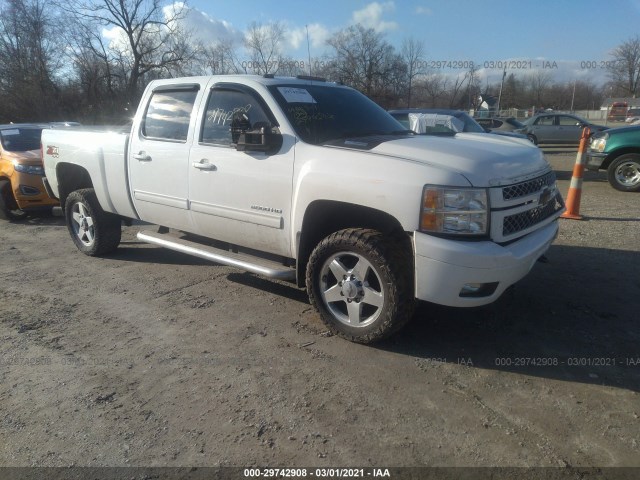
[{"left": 41, "top": 128, "right": 137, "bottom": 219}]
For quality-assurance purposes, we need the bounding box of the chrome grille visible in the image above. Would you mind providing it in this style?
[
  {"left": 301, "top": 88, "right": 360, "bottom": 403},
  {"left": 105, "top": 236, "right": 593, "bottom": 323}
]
[
  {"left": 503, "top": 193, "right": 564, "bottom": 237},
  {"left": 502, "top": 171, "right": 557, "bottom": 201}
]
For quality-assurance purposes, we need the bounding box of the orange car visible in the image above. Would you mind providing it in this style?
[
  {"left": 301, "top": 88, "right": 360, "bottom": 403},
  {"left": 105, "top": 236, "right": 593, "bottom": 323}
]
[{"left": 0, "top": 124, "right": 59, "bottom": 220}]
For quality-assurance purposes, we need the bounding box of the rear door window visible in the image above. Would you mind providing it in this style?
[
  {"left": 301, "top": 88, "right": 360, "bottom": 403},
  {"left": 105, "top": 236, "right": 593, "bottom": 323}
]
[
  {"left": 141, "top": 89, "right": 198, "bottom": 141},
  {"left": 558, "top": 116, "right": 580, "bottom": 126},
  {"left": 535, "top": 116, "right": 555, "bottom": 126}
]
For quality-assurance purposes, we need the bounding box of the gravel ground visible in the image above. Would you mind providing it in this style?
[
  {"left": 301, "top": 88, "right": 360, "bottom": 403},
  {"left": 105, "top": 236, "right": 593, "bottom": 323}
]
[{"left": 0, "top": 152, "right": 639, "bottom": 475}]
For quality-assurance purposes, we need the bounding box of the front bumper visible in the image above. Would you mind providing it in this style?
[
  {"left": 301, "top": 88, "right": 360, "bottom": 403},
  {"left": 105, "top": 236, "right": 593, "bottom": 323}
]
[
  {"left": 11, "top": 172, "right": 59, "bottom": 210},
  {"left": 413, "top": 221, "right": 559, "bottom": 307},
  {"left": 586, "top": 151, "right": 608, "bottom": 171}
]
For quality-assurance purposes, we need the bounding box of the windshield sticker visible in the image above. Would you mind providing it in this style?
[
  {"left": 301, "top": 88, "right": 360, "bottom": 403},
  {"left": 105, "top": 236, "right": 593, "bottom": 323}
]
[
  {"left": 278, "top": 87, "right": 316, "bottom": 104},
  {"left": 1, "top": 129, "right": 20, "bottom": 136},
  {"left": 288, "top": 107, "right": 334, "bottom": 126}
]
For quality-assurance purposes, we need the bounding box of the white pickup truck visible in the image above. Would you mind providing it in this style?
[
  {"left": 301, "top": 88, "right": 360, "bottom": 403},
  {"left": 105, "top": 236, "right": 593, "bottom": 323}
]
[{"left": 42, "top": 75, "right": 565, "bottom": 343}]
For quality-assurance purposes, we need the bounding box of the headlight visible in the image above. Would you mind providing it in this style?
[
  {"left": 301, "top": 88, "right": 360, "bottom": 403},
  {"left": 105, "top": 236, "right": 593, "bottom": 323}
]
[
  {"left": 590, "top": 134, "right": 608, "bottom": 153},
  {"left": 13, "top": 163, "right": 44, "bottom": 175},
  {"left": 420, "top": 186, "right": 488, "bottom": 235}
]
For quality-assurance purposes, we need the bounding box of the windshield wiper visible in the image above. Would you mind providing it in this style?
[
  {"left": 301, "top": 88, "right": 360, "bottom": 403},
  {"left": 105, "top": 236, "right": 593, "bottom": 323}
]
[
  {"left": 389, "top": 129, "right": 415, "bottom": 135},
  {"left": 338, "top": 130, "right": 386, "bottom": 138}
]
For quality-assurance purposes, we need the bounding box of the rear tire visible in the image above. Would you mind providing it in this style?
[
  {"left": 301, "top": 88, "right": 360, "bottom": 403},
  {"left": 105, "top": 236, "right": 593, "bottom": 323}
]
[
  {"left": 0, "top": 180, "right": 28, "bottom": 221},
  {"left": 306, "top": 228, "right": 415, "bottom": 344},
  {"left": 65, "top": 188, "right": 121, "bottom": 256},
  {"left": 607, "top": 154, "right": 640, "bottom": 192}
]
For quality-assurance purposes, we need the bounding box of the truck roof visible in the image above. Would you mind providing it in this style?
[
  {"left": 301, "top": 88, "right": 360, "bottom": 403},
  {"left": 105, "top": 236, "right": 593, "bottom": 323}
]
[
  {"left": 147, "top": 74, "right": 347, "bottom": 89},
  {"left": 0, "top": 123, "right": 50, "bottom": 130}
]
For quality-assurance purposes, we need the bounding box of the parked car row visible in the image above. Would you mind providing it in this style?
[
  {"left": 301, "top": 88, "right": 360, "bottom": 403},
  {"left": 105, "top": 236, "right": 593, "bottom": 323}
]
[
  {"left": 388, "top": 109, "right": 612, "bottom": 149},
  {"left": 388, "top": 109, "right": 529, "bottom": 141}
]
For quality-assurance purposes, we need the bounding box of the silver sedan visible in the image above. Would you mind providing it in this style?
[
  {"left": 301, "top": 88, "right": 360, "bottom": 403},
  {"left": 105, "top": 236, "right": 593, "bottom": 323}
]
[{"left": 515, "top": 113, "right": 607, "bottom": 145}]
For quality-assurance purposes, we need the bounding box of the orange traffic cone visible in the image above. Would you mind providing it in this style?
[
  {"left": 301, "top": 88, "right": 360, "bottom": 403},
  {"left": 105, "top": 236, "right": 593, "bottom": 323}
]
[{"left": 561, "top": 126, "right": 591, "bottom": 220}]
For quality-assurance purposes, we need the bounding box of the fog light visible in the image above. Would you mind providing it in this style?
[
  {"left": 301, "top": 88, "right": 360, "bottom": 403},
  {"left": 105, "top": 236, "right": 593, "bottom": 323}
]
[
  {"left": 19, "top": 185, "right": 40, "bottom": 196},
  {"left": 459, "top": 282, "right": 499, "bottom": 298}
]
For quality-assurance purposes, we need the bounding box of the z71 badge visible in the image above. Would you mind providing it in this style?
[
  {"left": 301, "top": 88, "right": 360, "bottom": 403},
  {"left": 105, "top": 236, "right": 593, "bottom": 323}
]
[{"left": 46, "top": 145, "right": 59, "bottom": 158}]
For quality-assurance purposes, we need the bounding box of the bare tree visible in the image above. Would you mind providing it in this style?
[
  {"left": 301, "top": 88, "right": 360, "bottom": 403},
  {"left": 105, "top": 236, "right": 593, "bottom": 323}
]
[
  {"left": 447, "top": 72, "right": 469, "bottom": 108},
  {"left": 500, "top": 73, "right": 519, "bottom": 109},
  {"left": 60, "top": 0, "right": 191, "bottom": 103},
  {"left": 417, "top": 73, "right": 447, "bottom": 108},
  {"left": 400, "top": 36, "right": 425, "bottom": 107},
  {"left": 0, "top": 0, "right": 62, "bottom": 121},
  {"left": 464, "top": 64, "right": 481, "bottom": 110},
  {"left": 201, "top": 39, "right": 243, "bottom": 75},
  {"left": 526, "top": 70, "right": 552, "bottom": 107},
  {"left": 326, "top": 24, "right": 395, "bottom": 100},
  {"left": 608, "top": 36, "right": 640, "bottom": 97},
  {"left": 573, "top": 80, "right": 602, "bottom": 110},
  {"left": 244, "top": 21, "right": 285, "bottom": 75},
  {"left": 382, "top": 53, "right": 409, "bottom": 108},
  {"left": 275, "top": 55, "right": 307, "bottom": 77},
  {"left": 65, "top": 22, "right": 118, "bottom": 97}
]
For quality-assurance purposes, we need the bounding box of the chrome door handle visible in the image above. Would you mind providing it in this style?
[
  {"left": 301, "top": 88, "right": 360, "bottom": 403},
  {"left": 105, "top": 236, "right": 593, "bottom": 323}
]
[
  {"left": 133, "top": 152, "right": 151, "bottom": 161},
  {"left": 192, "top": 160, "right": 217, "bottom": 171}
]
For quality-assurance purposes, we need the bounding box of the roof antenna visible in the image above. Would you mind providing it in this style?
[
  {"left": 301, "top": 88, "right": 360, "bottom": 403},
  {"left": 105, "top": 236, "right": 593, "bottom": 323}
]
[{"left": 306, "top": 25, "right": 312, "bottom": 76}]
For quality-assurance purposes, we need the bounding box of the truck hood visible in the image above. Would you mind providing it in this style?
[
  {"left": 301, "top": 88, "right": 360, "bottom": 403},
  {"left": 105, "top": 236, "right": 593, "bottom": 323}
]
[
  {"left": 368, "top": 133, "right": 549, "bottom": 187},
  {"left": 2, "top": 149, "right": 42, "bottom": 165}
]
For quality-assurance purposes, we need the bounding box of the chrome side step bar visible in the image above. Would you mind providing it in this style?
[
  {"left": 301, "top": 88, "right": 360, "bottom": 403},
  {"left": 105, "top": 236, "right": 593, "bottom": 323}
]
[{"left": 137, "top": 230, "right": 296, "bottom": 281}]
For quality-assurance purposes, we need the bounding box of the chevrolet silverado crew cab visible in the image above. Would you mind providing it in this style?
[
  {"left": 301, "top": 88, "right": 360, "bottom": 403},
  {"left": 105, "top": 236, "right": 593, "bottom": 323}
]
[{"left": 42, "top": 75, "right": 565, "bottom": 343}]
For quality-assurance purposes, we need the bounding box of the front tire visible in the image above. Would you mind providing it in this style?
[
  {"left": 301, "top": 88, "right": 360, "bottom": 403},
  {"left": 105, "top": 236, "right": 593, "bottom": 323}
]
[
  {"left": 0, "top": 180, "right": 28, "bottom": 221},
  {"left": 527, "top": 134, "right": 538, "bottom": 145},
  {"left": 65, "top": 188, "right": 121, "bottom": 256},
  {"left": 607, "top": 154, "right": 640, "bottom": 192},
  {"left": 306, "top": 228, "right": 415, "bottom": 344}
]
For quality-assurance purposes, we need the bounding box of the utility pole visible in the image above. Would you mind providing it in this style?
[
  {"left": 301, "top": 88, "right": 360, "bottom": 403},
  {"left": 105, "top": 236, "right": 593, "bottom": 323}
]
[{"left": 496, "top": 68, "right": 507, "bottom": 117}]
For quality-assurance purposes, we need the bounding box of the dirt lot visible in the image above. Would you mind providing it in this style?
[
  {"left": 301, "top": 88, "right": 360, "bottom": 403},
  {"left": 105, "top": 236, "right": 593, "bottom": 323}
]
[{"left": 1, "top": 152, "right": 639, "bottom": 473}]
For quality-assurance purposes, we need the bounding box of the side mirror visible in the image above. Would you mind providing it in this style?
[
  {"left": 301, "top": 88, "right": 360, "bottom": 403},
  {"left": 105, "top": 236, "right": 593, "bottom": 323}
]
[
  {"left": 234, "top": 117, "right": 282, "bottom": 154},
  {"left": 231, "top": 112, "right": 251, "bottom": 144}
]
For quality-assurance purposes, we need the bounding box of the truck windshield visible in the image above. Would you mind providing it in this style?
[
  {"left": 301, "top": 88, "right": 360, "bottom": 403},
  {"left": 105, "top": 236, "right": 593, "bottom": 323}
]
[
  {"left": 268, "top": 84, "right": 410, "bottom": 145},
  {"left": 0, "top": 128, "right": 43, "bottom": 152}
]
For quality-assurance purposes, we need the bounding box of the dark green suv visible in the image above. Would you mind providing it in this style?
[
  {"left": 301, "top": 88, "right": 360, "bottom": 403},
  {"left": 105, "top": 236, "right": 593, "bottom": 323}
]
[{"left": 587, "top": 125, "right": 640, "bottom": 192}]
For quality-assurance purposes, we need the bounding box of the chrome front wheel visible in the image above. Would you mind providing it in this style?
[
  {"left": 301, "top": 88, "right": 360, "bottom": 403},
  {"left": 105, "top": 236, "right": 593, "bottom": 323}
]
[
  {"left": 306, "top": 228, "right": 415, "bottom": 343},
  {"left": 320, "top": 251, "right": 385, "bottom": 328}
]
